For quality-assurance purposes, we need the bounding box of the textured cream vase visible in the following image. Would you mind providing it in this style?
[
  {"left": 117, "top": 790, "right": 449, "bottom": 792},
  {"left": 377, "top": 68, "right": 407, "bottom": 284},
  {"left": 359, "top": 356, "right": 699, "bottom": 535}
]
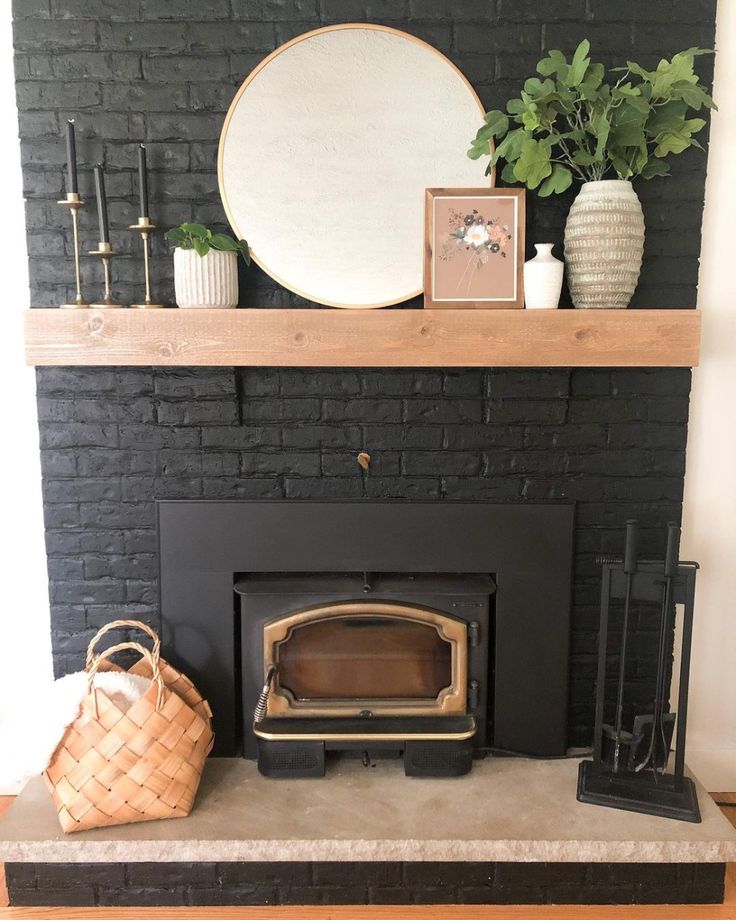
[
  {"left": 564, "top": 179, "right": 645, "bottom": 309},
  {"left": 174, "top": 249, "right": 238, "bottom": 308}
]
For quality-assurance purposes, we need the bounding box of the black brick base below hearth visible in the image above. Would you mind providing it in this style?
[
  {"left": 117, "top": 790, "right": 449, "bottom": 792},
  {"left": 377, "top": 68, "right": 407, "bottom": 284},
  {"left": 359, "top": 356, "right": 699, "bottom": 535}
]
[{"left": 5, "top": 861, "right": 725, "bottom": 906}]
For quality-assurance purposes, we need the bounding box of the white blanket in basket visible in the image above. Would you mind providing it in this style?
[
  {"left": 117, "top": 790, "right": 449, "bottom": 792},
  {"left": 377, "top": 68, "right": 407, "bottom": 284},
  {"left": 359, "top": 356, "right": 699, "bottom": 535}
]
[{"left": 0, "top": 670, "right": 151, "bottom": 789}]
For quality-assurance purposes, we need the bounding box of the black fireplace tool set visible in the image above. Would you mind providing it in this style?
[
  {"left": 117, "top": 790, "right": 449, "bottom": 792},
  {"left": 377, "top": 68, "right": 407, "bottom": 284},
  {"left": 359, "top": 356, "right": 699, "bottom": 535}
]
[{"left": 577, "top": 520, "right": 701, "bottom": 823}]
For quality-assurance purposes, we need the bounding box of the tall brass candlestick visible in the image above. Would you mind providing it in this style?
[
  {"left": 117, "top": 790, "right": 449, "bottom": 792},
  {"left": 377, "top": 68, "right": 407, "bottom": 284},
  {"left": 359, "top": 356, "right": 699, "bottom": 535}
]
[
  {"left": 88, "top": 241, "right": 122, "bottom": 308},
  {"left": 57, "top": 192, "right": 88, "bottom": 309},
  {"left": 129, "top": 216, "right": 164, "bottom": 308}
]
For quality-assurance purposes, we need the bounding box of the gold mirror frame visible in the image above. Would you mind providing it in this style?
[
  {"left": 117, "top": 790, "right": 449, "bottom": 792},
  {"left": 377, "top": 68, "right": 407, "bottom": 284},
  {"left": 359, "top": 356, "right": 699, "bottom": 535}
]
[{"left": 218, "top": 24, "right": 492, "bottom": 309}]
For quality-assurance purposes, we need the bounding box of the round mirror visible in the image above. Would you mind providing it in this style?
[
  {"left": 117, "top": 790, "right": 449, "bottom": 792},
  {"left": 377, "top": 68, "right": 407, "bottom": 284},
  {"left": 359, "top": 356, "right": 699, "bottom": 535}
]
[{"left": 218, "top": 24, "right": 490, "bottom": 309}]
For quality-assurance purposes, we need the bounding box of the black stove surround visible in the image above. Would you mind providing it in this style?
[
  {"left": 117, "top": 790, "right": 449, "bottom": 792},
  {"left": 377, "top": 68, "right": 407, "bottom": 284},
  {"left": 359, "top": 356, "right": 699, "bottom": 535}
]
[{"left": 159, "top": 501, "right": 574, "bottom": 760}]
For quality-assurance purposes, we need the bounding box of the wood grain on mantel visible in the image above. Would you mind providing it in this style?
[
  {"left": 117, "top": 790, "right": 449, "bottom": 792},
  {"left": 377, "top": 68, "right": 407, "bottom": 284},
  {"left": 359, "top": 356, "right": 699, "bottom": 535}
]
[{"left": 23, "top": 308, "right": 701, "bottom": 368}]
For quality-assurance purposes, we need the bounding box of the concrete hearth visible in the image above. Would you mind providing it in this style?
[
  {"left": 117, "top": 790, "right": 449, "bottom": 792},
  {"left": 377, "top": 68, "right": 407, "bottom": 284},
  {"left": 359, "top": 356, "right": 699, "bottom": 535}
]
[{"left": 2, "top": 757, "right": 735, "bottom": 864}]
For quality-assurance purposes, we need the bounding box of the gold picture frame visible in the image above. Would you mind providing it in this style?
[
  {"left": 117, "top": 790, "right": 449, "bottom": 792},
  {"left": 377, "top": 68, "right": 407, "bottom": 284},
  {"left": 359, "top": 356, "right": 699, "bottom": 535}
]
[{"left": 424, "top": 188, "right": 526, "bottom": 309}]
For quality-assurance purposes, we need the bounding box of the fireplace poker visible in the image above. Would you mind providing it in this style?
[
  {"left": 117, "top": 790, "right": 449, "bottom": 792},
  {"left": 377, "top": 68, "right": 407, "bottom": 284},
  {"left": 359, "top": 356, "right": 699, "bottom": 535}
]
[
  {"left": 636, "top": 522, "right": 680, "bottom": 776},
  {"left": 611, "top": 519, "right": 638, "bottom": 773}
]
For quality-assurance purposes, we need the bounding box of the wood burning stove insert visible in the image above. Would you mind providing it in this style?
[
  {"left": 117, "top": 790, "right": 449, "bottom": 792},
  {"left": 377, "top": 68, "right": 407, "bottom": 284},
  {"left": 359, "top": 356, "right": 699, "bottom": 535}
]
[
  {"left": 157, "top": 501, "right": 574, "bottom": 763},
  {"left": 236, "top": 573, "right": 493, "bottom": 776}
]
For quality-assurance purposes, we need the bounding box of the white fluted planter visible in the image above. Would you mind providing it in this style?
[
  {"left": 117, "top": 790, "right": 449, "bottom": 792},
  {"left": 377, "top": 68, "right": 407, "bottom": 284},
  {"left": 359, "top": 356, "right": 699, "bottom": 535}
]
[
  {"left": 564, "top": 179, "right": 645, "bottom": 309},
  {"left": 174, "top": 248, "right": 238, "bottom": 308},
  {"left": 524, "top": 243, "right": 563, "bottom": 309}
]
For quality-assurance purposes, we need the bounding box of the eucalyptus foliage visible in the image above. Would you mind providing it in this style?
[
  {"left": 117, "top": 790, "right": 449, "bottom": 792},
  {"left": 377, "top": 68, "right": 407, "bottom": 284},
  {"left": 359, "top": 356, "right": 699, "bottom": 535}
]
[
  {"left": 165, "top": 222, "right": 250, "bottom": 264},
  {"left": 468, "top": 41, "right": 715, "bottom": 195}
]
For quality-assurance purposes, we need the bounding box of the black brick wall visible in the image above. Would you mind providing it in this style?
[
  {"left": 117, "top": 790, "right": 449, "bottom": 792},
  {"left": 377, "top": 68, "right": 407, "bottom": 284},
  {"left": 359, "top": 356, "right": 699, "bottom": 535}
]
[
  {"left": 13, "top": 0, "right": 714, "bottom": 309},
  {"left": 12, "top": 0, "right": 716, "bottom": 747},
  {"left": 36, "top": 364, "right": 691, "bottom": 744},
  {"left": 6, "top": 861, "right": 726, "bottom": 906}
]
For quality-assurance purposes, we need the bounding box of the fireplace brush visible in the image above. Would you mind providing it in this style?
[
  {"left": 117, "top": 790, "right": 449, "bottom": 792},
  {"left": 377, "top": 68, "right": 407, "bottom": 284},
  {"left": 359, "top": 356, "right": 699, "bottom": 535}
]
[{"left": 577, "top": 520, "right": 701, "bottom": 822}]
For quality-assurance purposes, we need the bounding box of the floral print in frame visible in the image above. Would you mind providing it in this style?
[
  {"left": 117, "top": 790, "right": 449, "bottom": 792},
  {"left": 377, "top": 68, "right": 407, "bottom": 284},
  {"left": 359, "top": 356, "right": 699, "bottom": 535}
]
[{"left": 424, "top": 189, "right": 525, "bottom": 308}]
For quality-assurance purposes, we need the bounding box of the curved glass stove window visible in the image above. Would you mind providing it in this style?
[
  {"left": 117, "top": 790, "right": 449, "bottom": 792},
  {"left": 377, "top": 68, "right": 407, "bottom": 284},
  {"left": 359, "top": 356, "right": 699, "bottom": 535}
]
[{"left": 276, "top": 613, "right": 453, "bottom": 702}]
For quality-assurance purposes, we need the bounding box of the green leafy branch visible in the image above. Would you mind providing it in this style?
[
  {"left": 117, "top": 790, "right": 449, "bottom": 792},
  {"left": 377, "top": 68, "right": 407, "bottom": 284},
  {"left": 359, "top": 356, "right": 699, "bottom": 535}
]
[
  {"left": 165, "top": 222, "right": 251, "bottom": 264},
  {"left": 468, "top": 41, "right": 716, "bottom": 196}
]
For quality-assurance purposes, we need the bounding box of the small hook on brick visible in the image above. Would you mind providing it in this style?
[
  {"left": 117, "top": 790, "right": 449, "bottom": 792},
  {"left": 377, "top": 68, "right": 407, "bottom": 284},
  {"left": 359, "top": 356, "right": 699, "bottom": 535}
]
[{"left": 357, "top": 451, "right": 371, "bottom": 471}]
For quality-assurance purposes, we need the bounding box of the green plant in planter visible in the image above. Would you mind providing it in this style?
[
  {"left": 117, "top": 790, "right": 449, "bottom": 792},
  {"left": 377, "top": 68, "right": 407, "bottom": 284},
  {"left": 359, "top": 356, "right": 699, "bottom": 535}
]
[
  {"left": 165, "top": 222, "right": 251, "bottom": 264},
  {"left": 467, "top": 41, "right": 715, "bottom": 194}
]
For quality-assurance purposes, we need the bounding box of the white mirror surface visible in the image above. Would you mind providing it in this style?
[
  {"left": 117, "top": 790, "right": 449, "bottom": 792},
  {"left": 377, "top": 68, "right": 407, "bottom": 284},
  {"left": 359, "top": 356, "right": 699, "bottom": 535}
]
[{"left": 219, "top": 25, "right": 489, "bottom": 308}]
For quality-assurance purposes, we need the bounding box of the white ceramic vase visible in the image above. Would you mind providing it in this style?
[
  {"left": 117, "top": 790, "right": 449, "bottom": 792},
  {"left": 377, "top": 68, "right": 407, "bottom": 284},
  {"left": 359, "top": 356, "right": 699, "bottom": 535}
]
[
  {"left": 523, "top": 243, "right": 563, "bottom": 309},
  {"left": 174, "top": 248, "right": 238, "bottom": 308},
  {"left": 564, "top": 179, "right": 645, "bottom": 309}
]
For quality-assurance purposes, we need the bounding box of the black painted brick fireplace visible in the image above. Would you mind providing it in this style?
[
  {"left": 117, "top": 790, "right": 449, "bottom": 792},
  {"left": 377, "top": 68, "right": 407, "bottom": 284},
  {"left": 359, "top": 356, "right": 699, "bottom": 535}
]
[
  {"left": 35, "top": 364, "right": 692, "bottom": 748},
  {"left": 14, "top": 1, "right": 713, "bottom": 755},
  {"left": 7, "top": 0, "right": 721, "bottom": 909}
]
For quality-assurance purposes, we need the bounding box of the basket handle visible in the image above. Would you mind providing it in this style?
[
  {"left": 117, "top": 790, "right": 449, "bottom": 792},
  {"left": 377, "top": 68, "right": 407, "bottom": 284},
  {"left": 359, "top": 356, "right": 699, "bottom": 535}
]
[
  {"left": 85, "top": 619, "right": 161, "bottom": 670},
  {"left": 86, "top": 641, "right": 165, "bottom": 715}
]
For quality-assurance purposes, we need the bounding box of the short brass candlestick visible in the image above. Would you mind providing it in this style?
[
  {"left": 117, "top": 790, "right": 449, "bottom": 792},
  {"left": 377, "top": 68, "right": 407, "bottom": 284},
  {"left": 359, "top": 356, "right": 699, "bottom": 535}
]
[
  {"left": 129, "top": 216, "right": 164, "bottom": 308},
  {"left": 88, "top": 241, "right": 124, "bottom": 308},
  {"left": 57, "top": 192, "right": 88, "bottom": 308}
]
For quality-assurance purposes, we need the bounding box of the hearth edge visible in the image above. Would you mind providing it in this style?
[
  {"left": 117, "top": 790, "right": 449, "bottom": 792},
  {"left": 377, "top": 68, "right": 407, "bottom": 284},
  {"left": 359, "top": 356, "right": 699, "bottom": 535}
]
[{"left": 1, "top": 759, "right": 735, "bottom": 865}]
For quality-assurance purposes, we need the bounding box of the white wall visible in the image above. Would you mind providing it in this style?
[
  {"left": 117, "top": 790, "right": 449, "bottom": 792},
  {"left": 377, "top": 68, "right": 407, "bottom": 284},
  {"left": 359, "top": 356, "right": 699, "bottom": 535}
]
[
  {"left": 0, "top": 9, "right": 53, "bottom": 793},
  {"left": 682, "top": 0, "right": 736, "bottom": 793}
]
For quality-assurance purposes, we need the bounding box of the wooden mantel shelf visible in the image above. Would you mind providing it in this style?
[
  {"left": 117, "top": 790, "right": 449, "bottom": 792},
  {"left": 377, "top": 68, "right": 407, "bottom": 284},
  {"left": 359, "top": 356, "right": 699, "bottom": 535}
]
[{"left": 23, "top": 307, "right": 701, "bottom": 368}]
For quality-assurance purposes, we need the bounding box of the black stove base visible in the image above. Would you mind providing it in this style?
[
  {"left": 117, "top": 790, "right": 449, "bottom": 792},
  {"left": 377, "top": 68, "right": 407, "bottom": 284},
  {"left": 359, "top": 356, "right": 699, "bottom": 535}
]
[
  {"left": 404, "top": 739, "right": 474, "bottom": 777},
  {"left": 257, "top": 740, "right": 326, "bottom": 778},
  {"left": 577, "top": 759, "right": 702, "bottom": 823},
  {"left": 257, "top": 737, "right": 475, "bottom": 778}
]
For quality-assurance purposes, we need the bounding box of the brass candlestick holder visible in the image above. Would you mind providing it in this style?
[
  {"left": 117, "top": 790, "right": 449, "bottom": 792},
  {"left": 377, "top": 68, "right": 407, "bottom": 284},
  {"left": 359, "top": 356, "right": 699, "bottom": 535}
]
[
  {"left": 129, "top": 216, "right": 164, "bottom": 308},
  {"left": 88, "top": 241, "right": 123, "bottom": 308},
  {"left": 57, "top": 192, "right": 88, "bottom": 308}
]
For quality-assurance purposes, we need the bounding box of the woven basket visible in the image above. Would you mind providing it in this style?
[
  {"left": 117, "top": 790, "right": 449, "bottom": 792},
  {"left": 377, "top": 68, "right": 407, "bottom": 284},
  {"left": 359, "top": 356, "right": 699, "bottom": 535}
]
[{"left": 44, "top": 620, "right": 214, "bottom": 834}]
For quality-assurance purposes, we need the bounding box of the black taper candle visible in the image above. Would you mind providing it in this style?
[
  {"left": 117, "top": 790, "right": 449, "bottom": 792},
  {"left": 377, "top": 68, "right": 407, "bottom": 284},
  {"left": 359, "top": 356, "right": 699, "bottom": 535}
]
[
  {"left": 65, "top": 119, "right": 78, "bottom": 195},
  {"left": 137, "top": 144, "right": 149, "bottom": 218},
  {"left": 93, "top": 164, "right": 109, "bottom": 244}
]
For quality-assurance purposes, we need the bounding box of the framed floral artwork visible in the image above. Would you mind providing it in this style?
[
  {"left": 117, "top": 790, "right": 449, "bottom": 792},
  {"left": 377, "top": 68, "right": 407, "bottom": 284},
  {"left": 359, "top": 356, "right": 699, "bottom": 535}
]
[{"left": 424, "top": 188, "right": 525, "bottom": 308}]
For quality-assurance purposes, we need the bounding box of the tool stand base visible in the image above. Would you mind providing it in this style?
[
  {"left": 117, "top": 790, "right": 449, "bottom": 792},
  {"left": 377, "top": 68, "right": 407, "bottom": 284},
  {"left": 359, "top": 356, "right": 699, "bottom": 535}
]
[{"left": 577, "top": 759, "right": 701, "bottom": 823}]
